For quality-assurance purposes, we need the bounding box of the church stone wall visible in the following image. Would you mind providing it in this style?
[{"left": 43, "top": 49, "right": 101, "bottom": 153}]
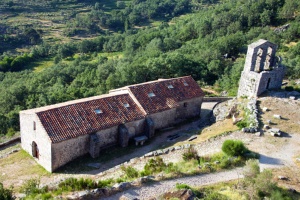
[
  {"left": 20, "top": 112, "right": 52, "bottom": 172},
  {"left": 149, "top": 109, "right": 177, "bottom": 130},
  {"left": 51, "top": 118, "right": 145, "bottom": 171},
  {"left": 176, "top": 97, "right": 203, "bottom": 121}
]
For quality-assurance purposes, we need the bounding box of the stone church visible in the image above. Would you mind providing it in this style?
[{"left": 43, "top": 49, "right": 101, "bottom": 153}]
[
  {"left": 20, "top": 76, "right": 204, "bottom": 172},
  {"left": 238, "top": 39, "right": 285, "bottom": 97}
]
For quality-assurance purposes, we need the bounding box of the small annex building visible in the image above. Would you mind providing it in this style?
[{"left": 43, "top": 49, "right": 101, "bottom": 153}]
[
  {"left": 238, "top": 39, "right": 285, "bottom": 97},
  {"left": 20, "top": 76, "right": 204, "bottom": 172}
]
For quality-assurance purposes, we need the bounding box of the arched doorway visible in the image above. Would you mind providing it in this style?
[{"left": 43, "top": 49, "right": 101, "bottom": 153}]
[{"left": 32, "top": 141, "right": 39, "bottom": 159}]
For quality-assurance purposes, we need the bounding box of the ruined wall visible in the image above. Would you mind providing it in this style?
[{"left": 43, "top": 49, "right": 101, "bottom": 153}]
[
  {"left": 20, "top": 113, "right": 52, "bottom": 172},
  {"left": 244, "top": 40, "right": 277, "bottom": 72},
  {"left": 238, "top": 40, "right": 285, "bottom": 98},
  {"left": 238, "top": 71, "right": 261, "bottom": 97}
]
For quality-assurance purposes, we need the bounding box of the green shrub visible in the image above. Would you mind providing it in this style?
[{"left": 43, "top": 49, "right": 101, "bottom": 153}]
[
  {"left": 182, "top": 147, "right": 199, "bottom": 161},
  {"left": 40, "top": 193, "right": 52, "bottom": 200},
  {"left": 140, "top": 169, "right": 151, "bottom": 177},
  {"left": 20, "top": 179, "right": 41, "bottom": 195},
  {"left": 6, "top": 128, "right": 15, "bottom": 137},
  {"left": 203, "top": 190, "right": 228, "bottom": 200},
  {"left": 97, "top": 178, "right": 114, "bottom": 188},
  {"left": 222, "top": 140, "right": 248, "bottom": 157},
  {"left": 164, "top": 162, "right": 180, "bottom": 175},
  {"left": 116, "top": 177, "right": 126, "bottom": 183},
  {"left": 176, "top": 183, "right": 191, "bottom": 190},
  {"left": 144, "top": 157, "right": 167, "bottom": 174},
  {"left": 58, "top": 178, "right": 98, "bottom": 192},
  {"left": 120, "top": 165, "right": 139, "bottom": 179},
  {"left": 236, "top": 120, "right": 249, "bottom": 129},
  {"left": 0, "top": 182, "right": 13, "bottom": 200}
]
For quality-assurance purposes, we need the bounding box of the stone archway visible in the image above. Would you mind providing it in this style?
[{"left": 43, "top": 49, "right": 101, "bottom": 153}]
[{"left": 32, "top": 141, "right": 39, "bottom": 159}]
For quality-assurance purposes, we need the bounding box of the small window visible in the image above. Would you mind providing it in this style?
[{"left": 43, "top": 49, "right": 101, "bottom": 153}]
[
  {"left": 95, "top": 109, "right": 103, "bottom": 114},
  {"left": 167, "top": 84, "right": 174, "bottom": 89},
  {"left": 124, "top": 103, "right": 130, "bottom": 108},
  {"left": 183, "top": 81, "right": 189, "bottom": 86},
  {"left": 148, "top": 92, "right": 156, "bottom": 97},
  {"left": 184, "top": 102, "right": 188, "bottom": 107},
  {"left": 33, "top": 121, "right": 36, "bottom": 130}
]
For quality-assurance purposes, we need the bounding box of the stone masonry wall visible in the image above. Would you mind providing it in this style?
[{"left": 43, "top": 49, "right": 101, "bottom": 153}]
[
  {"left": 20, "top": 113, "right": 52, "bottom": 172},
  {"left": 238, "top": 71, "right": 261, "bottom": 97},
  {"left": 175, "top": 97, "right": 203, "bottom": 121},
  {"left": 149, "top": 109, "right": 177, "bottom": 130},
  {"left": 238, "top": 40, "right": 284, "bottom": 98},
  {"left": 51, "top": 119, "right": 146, "bottom": 171},
  {"left": 52, "top": 134, "right": 89, "bottom": 171}
]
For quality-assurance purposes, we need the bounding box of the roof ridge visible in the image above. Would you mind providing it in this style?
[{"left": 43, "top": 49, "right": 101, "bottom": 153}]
[{"left": 21, "top": 90, "right": 129, "bottom": 114}]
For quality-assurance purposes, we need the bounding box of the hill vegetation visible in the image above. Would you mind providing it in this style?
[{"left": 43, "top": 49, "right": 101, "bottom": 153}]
[{"left": 0, "top": 0, "right": 299, "bottom": 136}]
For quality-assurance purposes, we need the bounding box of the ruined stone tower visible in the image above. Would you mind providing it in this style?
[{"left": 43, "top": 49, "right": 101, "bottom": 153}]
[{"left": 238, "top": 39, "right": 285, "bottom": 97}]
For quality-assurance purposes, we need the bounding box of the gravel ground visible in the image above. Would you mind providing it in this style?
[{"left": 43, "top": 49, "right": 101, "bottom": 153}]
[
  {"left": 102, "top": 97, "right": 300, "bottom": 200},
  {"left": 104, "top": 131, "right": 300, "bottom": 200},
  {"left": 104, "top": 168, "right": 245, "bottom": 200}
]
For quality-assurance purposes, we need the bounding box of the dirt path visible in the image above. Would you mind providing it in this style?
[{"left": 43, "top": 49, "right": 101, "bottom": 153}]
[{"left": 104, "top": 168, "right": 245, "bottom": 200}]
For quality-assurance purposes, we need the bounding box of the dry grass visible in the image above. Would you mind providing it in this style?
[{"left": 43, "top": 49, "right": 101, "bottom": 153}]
[
  {"left": 0, "top": 150, "right": 50, "bottom": 188},
  {"left": 259, "top": 98, "right": 300, "bottom": 134},
  {"left": 271, "top": 167, "right": 300, "bottom": 192},
  {"left": 193, "top": 119, "right": 238, "bottom": 144}
]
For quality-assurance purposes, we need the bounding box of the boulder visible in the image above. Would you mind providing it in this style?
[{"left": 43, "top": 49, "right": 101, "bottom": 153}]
[
  {"left": 162, "top": 148, "right": 169, "bottom": 154},
  {"left": 262, "top": 107, "right": 269, "bottom": 112},
  {"left": 120, "top": 193, "right": 139, "bottom": 200},
  {"left": 278, "top": 176, "right": 288, "bottom": 180},
  {"left": 145, "top": 152, "right": 154, "bottom": 157},
  {"left": 175, "top": 146, "right": 182, "bottom": 150},
  {"left": 188, "top": 135, "right": 197, "bottom": 141},
  {"left": 269, "top": 128, "right": 281, "bottom": 137},
  {"left": 273, "top": 114, "right": 281, "bottom": 119},
  {"left": 289, "top": 96, "right": 296, "bottom": 100},
  {"left": 263, "top": 124, "right": 270, "bottom": 129},
  {"left": 255, "top": 131, "right": 262, "bottom": 137},
  {"left": 162, "top": 189, "right": 196, "bottom": 200},
  {"left": 90, "top": 188, "right": 106, "bottom": 198},
  {"left": 112, "top": 182, "right": 132, "bottom": 191}
]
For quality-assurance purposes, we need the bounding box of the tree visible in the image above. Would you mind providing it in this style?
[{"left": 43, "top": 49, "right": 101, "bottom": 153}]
[
  {"left": 0, "top": 182, "right": 13, "bottom": 200},
  {"left": 94, "top": 2, "right": 101, "bottom": 10},
  {"left": 117, "top": 1, "right": 126, "bottom": 9}
]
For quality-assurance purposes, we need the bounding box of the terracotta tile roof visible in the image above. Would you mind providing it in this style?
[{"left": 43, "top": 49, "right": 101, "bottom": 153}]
[
  {"left": 35, "top": 93, "right": 145, "bottom": 143},
  {"left": 125, "top": 76, "right": 204, "bottom": 114}
]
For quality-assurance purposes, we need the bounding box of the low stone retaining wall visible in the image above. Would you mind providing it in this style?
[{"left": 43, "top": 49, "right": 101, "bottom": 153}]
[
  {"left": 203, "top": 97, "right": 233, "bottom": 102},
  {"left": 0, "top": 136, "right": 20, "bottom": 149}
]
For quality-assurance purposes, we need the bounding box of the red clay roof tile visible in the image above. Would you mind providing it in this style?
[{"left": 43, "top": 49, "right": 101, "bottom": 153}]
[
  {"left": 126, "top": 76, "right": 204, "bottom": 114},
  {"left": 36, "top": 93, "right": 145, "bottom": 143}
]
